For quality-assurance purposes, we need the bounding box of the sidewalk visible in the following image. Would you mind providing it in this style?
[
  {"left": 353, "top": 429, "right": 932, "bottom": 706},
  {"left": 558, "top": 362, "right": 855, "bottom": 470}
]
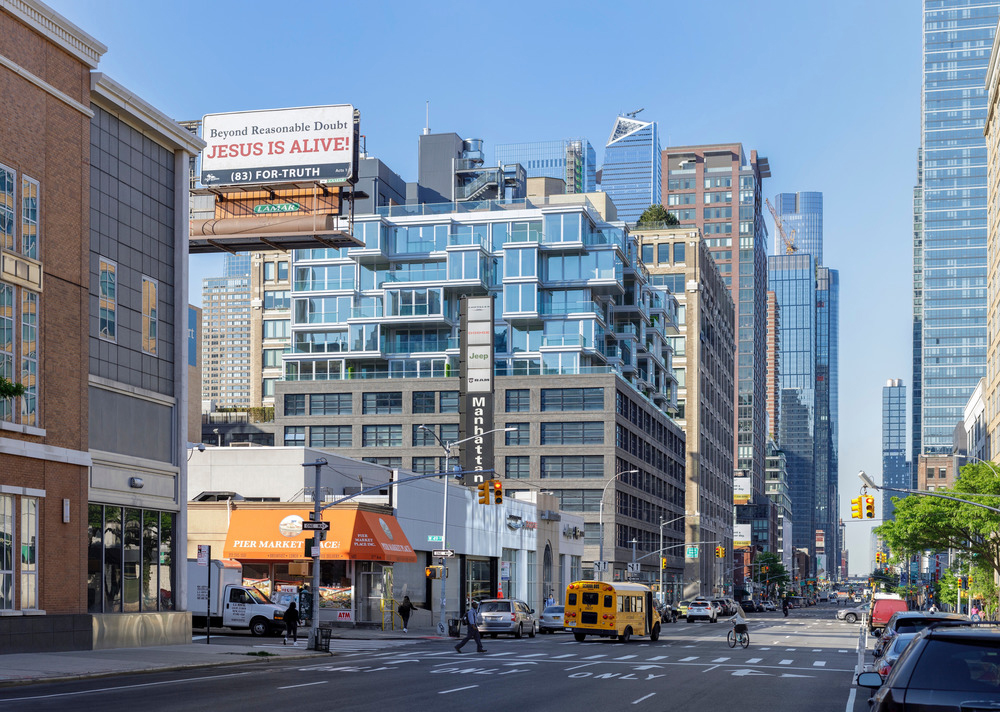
[{"left": 0, "top": 624, "right": 449, "bottom": 688}]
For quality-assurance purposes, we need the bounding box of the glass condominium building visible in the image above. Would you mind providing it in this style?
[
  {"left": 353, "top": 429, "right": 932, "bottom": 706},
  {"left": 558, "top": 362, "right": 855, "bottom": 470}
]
[
  {"left": 882, "top": 379, "right": 908, "bottom": 522},
  {"left": 602, "top": 116, "right": 662, "bottom": 225},
  {"left": 495, "top": 139, "right": 597, "bottom": 194},
  {"left": 916, "top": 0, "right": 1000, "bottom": 455},
  {"left": 773, "top": 192, "right": 823, "bottom": 264}
]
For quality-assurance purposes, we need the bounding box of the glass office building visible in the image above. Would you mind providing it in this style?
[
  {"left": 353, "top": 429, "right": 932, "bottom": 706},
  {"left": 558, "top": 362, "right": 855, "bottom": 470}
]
[
  {"left": 815, "top": 265, "right": 839, "bottom": 577},
  {"left": 495, "top": 139, "right": 597, "bottom": 194},
  {"left": 767, "top": 253, "right": 816, "bottom": 558},
  {"left": 882, "top": 379, "right": 908, "bottom": 522},
  {"left": 602, "top": 116, "right": 661, "bottom": 225},
  {"left": 773, "top": 192, "right": 823, "bottom": 265},
  {"left": 916, "top": 0, "right": 1000, "bottom": 455}
]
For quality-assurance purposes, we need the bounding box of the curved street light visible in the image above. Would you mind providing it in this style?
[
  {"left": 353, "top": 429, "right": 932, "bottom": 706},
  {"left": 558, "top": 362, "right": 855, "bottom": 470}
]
[
  {"left": 599, "top": 469, "right": 638, "bottom": 581},
  {"left": 659, "top": 511, "right": 699, "bottom": 601}
]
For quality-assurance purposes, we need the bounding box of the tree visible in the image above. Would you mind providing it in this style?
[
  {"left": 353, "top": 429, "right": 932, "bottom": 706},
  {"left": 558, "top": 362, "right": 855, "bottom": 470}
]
[
  {"left": 751, "top": 551, "right": 789, "bottom": 596},
  {"left": 876, "top": 462, "right": 1000, "bottom": 609},
  {"left": 0, "top": 378, "right": 24, "bottom": 399},
  {"left": 636, "top": 204, "right": 679, "bottom": 227}
]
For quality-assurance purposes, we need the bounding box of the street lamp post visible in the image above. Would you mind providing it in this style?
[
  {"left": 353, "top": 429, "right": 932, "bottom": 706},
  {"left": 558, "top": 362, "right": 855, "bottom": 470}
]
[
  {"left": 599, "top": 469, "right": 637, "bottom": 581},
  {"left": 419, "top": 425, "right": 516, "bottom": 636},
  {"left": 659, "top": 512, "right": 698, "bottom": 603}
]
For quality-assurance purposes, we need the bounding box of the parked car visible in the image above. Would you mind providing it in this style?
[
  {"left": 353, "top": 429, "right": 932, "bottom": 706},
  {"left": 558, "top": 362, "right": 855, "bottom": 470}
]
[
  {"left": 538, "top": 605, "right": 564, "bottom": 633},
  {"left": 677, "top": 600, "right": 692, "bottom": 617},
  {"left": 836, "top": 602, "right": 868, "bottom": 623},
  {"left": 872, "top": 632, "right": 918, "bottom": 677},
  {"left": 874, "top": 611, "right": 970, "bottom": 657},
  {"left": 858, "top": 623, "right": 1000, "bottom": 711},
  {"left": 712, "top": 599, "right": 733, "bottom": 616},
  {"left": 687, "top": 599, "right": 717, "bottom": 623},
  {"left": 761, "top": 600, "right": 776, "bottom": 612},
  {"left": 476, "top": 599, "right": 537, "bottom": 638}
]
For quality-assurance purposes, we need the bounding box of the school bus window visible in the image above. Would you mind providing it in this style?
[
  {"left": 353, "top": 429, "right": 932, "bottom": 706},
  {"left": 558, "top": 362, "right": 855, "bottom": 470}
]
[
  {"left": 568, "top": 593, "right": 577, "bottom": 606},
  {"left": 582, "top": 592, "right": 599, "bottom": 605},
  {"left": 604, "top": 595, "right": 613, "bottom": 607}
]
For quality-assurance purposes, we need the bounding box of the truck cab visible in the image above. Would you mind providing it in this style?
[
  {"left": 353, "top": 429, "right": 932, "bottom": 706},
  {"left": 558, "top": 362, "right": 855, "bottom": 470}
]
[{"left": 188, "top": 559, "right": 287, "bottom": 636}]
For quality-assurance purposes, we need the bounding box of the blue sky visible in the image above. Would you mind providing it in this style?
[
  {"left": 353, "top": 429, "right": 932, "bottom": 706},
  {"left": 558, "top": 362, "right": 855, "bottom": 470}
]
[{"left": 47, "top": 0, "right": 921, "bottom": 574}]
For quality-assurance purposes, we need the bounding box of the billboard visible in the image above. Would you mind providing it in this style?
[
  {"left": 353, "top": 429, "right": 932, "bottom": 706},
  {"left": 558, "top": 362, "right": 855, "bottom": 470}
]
[
  {"left": 733, "top": 524, "right": 751, "bottom": 548},
  {"left": 201, "top": 105, "right": 358, "bottom": 187},
  {"left": 733, "top": 476, "right": 752, "bottom": 505},
  {"left": 459, "top": 296, "right": 495, "bottom": 486}
]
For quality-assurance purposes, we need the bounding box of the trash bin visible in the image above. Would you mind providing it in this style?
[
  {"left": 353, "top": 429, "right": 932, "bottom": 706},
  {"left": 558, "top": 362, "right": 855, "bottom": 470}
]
[
  {"left": 448, "top": 619, "right": 461, "bottom": 638},
  {"left": 314, "top": 627, "right": 332, "bottom": 652}
]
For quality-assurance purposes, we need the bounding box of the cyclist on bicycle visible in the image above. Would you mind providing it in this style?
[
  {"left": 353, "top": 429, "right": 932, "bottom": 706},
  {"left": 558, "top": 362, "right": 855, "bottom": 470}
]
[{"left": 728, "top": 602, "right": 748, "bottom": 635}]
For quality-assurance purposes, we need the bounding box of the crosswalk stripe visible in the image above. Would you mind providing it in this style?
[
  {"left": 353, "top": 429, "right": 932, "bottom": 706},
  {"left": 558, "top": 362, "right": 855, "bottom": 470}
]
[
  {"left": 779, "top": 659, "right": 793, "bottom": 665},
  {"left": 680, "top": 656, "right": 699, "bottom": 662},
  {"left": 616, "top": 655, "right": 637, "bottom": 660},
  {"left": 711, "top": 657, "right": 730, "bottom": 663},
  {"left": 746, "top": 658, "right": 762, "bottom": 663},
  {"left": 648, "top": 656, "right": 668, "bottom": 661},
  {"left": 813, "top": 661, "right": 826, "bottom": 667}
]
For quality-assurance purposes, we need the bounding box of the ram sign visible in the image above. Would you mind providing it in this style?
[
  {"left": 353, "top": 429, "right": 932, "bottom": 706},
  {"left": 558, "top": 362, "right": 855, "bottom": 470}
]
[{"left": 201, "top": 105, "right": 358, "bottom": 187}]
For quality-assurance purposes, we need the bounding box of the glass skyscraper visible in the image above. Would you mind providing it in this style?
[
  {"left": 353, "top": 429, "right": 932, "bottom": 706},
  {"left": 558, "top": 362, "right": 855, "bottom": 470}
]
[
  {"left": 882, "top": 379, "right": 908, "bottom": 522},
  {"left": 915, "top": 0, "right": 1000, "bottom": 456},
  {"left": 773, "top": 192, "right": 823, "bottom": 264},
  {"left": 495, "top": 139, "right": 597, "bottom": 194},
  {"left": 602, "top": 115, "right": 661, "bottom": 224}
]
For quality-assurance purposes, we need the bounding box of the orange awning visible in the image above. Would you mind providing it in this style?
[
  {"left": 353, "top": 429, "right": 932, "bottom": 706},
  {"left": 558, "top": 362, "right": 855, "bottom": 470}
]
[{"left": 223, "top": 508, "right": 416, "bottom": 562}]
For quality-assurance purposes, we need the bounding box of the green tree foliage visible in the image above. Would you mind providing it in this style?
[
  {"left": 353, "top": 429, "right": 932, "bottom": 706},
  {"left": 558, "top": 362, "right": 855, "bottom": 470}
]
[
  {"left": 876, "top": 463, "right": 1000, "bottom": 606},
  {"left": 636, "top": 204, "right": 679, "bottom": 227},
  {"left": 0, "top": 378, "right": 24, "bottom": 399},
  {"left": 752, "top": 551, "right": 789, "bottom": 594}
]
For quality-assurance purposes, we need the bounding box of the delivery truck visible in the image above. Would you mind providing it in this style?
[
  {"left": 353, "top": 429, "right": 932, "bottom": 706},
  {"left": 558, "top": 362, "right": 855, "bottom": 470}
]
[{"left": 187, "top": 558, "right": 286, "bottom": 636}]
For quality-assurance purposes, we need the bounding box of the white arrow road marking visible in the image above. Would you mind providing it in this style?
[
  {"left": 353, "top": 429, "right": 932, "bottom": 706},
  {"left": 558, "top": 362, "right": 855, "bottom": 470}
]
[{"left": 732, "top": 669, "right": 772, "bottom": 676}]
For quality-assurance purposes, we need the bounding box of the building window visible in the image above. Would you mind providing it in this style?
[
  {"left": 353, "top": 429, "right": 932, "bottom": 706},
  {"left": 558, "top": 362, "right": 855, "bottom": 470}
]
[
  {"left": 506, "top": 389, "right": 530, "bottom": 412},
  {"left": 284, "top": 426, "right": 305, "bottom": 446},
  {"left": 21, "top": 176, "right": 38, "bottom": 260},
  {"left": 263, "top": 348, "right": 285, "bottom": 368},
  {"left": 310, "top": 393, "right": 352, "bottom": 415},
  {"left": 363, "top": 424, "right": 402, "bottom": 447},
  {"left": 540, "top": 422, "right": 603, "bottom": 445},
  {"left": 505, "top": 422, "right": 529, "bottom": 446},
  {"left": 264, "top": 290, "right": 290, "bottom": 310},
  {"left": 20, "top": 291, "right": 37, "bottom": 426},
  {"left": 413, "top": 424, "right": 436, "bottom": 447},
  {"left": 0, "top": 495, "right": 12, "bottom": 611},
  {"left": 310, "top": 425, "right": 351, "bottom": 448},
  {"left": 540, "top": 455, "right": 604, "bottom": 479},
  {"left": 413, "top": 391, "right": 436, "bottom": 414},
  {"left": 141, "top": 277, "right": 158, "bottom": 355},
  {"left": 263, "top": 319, "right": 290, "bottom": 339},
  {"left": 99, "top": 259, "right": 117, "bottom": 341},
  {"left": 284, "top": 394, "right": 305, "bottom": 416},
  {"left": 440, "top": 423, "right": 458, "bottom": 442},
  {"left": 673, "top": 242, "right": 686, "bottom": 263},
  {"left": 439, "top": 391, "right": 459, "bottom": 413},
  {"left": 552, "top": 489, "right": 603, "bottom": 512},
  {"left": 362, "top": 457, "right": 402, "bottom": 468},
  {"left": 363, "top": 392, "right": 402, "bottom": 415},
  {"left": 656, "top": 243, "right": 669, "bottom": 264},
  {"left": 411, "top": 456, "right": 438, "bottom": 474},
  {"left": 540, "top": 388, "right": 603, "bottom": 411},
  {"left": 505, "top": 456, "right": 530, "bottom": 479},
  {"left": 262, "top": 378, "right": 276, "bottom": 397},
  {"left": 0, "top": 164, "right": 13, "bottom": 251},
  {"left": 19, "top": 496, "right": 37, "bottom": 610},
  {"left": 0, "top": 284, "right": 12, "bottom": 421},
  {"left": 584, "top": 523, "right": 601, "bottom": 545}
]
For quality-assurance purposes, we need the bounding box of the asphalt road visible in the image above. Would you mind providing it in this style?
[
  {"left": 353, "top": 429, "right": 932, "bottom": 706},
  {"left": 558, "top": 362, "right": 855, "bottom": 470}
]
[{"left": 0, "top": 606, "right": 875, "bottom": 712}]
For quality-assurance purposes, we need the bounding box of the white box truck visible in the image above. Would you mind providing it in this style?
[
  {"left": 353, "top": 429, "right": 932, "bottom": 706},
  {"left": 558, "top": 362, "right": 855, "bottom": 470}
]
[{"left": 187, "top": 558, "right": 287, "bottom": 636}]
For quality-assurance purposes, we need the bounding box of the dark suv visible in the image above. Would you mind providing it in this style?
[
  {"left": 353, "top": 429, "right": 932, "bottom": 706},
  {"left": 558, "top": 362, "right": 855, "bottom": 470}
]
[
  {"left": 858, "top": 623, "right": 1000, "bottom": 710},
  {"left": 873, "top": 610, "right": 968, "bottom": 657}
]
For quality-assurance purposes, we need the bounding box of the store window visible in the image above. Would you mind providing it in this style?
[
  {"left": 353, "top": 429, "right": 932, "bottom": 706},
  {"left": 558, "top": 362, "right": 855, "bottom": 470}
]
[
  {"left": 0, "top": 494, "right": 12, "bottom": 611},
  {"left": 466, "top": 558, "right": 492, "bottom": 603}
]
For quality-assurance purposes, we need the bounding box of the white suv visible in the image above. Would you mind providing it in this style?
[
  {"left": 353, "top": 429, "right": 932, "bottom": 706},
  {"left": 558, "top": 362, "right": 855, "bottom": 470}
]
[{"left": 686, "top": 599, "right": 718, "bottom": 623}]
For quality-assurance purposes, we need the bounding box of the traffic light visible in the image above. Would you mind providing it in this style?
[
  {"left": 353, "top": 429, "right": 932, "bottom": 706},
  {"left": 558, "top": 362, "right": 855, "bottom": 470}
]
[
  {"left": 762, "top": 565, "right": 769, "bottom": 573},
  {"left": 661, "top": 557, "right": 667, "bottom": 569},
  {"left": 477, "top": 481, "right": 490, "bottom": 505},
  {"left": 875, "top": 552, "right": 882, "bottom": 564},
  {"left": 864, "top": 495, "right": 875, "bottom": 519},
  {"left": 492, "top": 479, "right": 503, "bottom": 504},
  {"left": 715, "top": 546, "right": 725, "bottom": 558},
  {"left": 850, "top": 496, "right": 863, "bottom": 520}
]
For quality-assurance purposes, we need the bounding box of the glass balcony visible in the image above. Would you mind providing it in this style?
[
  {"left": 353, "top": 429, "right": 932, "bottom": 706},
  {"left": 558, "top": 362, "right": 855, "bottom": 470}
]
[
  {"left": 541, "top": 334, "right": 590, "bottom": 348},
  {"left": 350, "top": 305, "right": 383, "bottom": 319},
  {"left": 539, "top": 300, "right": 604, "bottom": 317},
  {"left": 384, "top": 337, "right": 459, "bottom": 354},
  {"left": 379, "top": 266, "right": 447, "bottom": 285}
]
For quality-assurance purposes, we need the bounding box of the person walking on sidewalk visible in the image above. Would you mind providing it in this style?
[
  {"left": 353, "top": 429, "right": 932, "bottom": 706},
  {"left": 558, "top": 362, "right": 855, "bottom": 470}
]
[
  {"left": 455, "top": 600, "right": 486, "bottom": 653},
  {"left": 283, "top": 601, "right": 299, "bottom": 645},
  {"left": 398, "top": 595, "right": 414, "bottom": 633}
]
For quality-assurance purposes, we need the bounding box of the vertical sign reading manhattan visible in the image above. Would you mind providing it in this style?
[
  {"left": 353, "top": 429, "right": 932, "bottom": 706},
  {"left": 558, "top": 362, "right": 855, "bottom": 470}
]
[{"left": 459, "top": 296, "right": 494, "bottom": 486}]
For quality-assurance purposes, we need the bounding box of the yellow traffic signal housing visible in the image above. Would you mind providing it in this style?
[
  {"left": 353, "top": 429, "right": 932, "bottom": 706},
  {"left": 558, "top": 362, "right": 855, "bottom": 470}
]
[
  {"left": 477, "top": 481, "right": 490, "bottom": 505},
  {"left": 850, "top": 496, "right": 863, "bottom": 519},
  {"left": 492, "top": 479, "right": 503, "bottom": 504},
  {"left": 715, "top": 546, "right": 725, "bottom": 558},
  {"left": 864, "top": 495, "right": 875, "bottom": 519}
]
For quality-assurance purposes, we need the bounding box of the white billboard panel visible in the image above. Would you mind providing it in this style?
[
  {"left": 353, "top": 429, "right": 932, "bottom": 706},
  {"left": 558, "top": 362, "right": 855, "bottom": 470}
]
[{"left": 201, "top": 104, "right": 355, "bottom": 187}]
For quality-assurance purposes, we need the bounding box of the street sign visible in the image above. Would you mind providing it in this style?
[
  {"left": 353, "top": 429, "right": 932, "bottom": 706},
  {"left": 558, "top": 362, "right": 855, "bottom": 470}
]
[
  {"left": 197, "top": 544, "right": 210, "bottom": 566},
  {"left": 301, "top": 521, "right": 330, "bottom": 531},
  {"left": 593, "top": 561, "right": 608, "bottom": 572},
  {"left": 433, "top": 549, "right": 456, "bottom": 558},
  {"left": 686, "top": 546, "right": 699, "bottom": 558},
  {"left": 427, "top": 535, "right": 444, "bottom": 542},
  {"left": 627, "top": 562, "right": 640, "bottom": 574}
]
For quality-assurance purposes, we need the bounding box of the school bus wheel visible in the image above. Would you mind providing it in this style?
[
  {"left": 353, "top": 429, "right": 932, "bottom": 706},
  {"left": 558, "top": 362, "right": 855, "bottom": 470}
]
[
  {"left": 619, "top": 626, "right": 632, "bottom": 643},
  {"left": 574, "top": 631, "right": 586, "bottom": 642},
  {"left": 649, "top": 622, "right": 660, "bottom": 641}
]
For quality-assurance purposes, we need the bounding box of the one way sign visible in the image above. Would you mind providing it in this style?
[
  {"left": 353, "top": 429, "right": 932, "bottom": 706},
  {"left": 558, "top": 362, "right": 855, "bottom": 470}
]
[{"left": 301, "top": 521, "right": 330, "bottom": 531}]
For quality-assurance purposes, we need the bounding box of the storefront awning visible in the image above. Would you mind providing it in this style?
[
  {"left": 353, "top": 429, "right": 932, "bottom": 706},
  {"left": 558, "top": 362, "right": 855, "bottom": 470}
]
[{"left": 223, "top": 508, "right": 417, "bottom": 562}]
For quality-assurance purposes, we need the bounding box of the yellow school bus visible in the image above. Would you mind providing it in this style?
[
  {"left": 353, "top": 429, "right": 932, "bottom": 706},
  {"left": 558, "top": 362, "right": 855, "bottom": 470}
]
[{"left": 564, "top": 580, "right": 660, "bottom": 643}]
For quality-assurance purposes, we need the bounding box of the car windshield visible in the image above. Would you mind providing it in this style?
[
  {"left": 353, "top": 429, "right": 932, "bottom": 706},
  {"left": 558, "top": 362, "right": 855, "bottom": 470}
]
[
  {"left": 247, "top": 587, "right": 272, "bottom": 605},
  {"left": 909, "top": 638, "right": 1000, "bottom": 692},
  {"left": 891, "top": 634, "right": 917, "bottom": 654},
  {"left": 479, "top": 601, "right": 511, "bottom": 613}
]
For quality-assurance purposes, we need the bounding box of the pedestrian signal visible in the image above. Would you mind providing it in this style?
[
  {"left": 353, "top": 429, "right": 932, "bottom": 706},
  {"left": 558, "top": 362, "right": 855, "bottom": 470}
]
[
  {"left": 850, "top": 496, "right": 863, "bottom": 519},
  {"left": 477, "top": 481, "right": 490, "bottom": 505},
  {"left": 864, "top": 495, "right": 875, "bottom": 519},
  {"left": 492, "top": 479, "right": 503, "bottom": 504}
]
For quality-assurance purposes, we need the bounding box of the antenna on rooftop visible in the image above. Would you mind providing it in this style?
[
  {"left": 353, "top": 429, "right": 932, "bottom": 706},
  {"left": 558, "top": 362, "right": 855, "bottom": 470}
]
[
  {"left": 624, "top": 108, "right": 645, "bottom": 118},
  {"left": 423, "top": 101, "right": 431, "bottom": 135}
]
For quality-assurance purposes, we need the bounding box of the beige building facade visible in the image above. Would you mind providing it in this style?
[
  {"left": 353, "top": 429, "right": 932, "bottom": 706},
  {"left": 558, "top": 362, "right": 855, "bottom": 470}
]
[{"left": 985, "top": 20, "right": 1000, "bottom": 461}]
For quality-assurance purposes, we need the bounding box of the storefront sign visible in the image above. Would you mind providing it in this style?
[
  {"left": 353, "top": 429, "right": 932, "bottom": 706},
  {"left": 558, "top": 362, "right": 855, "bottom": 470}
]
[{"left": 201, "top": 104, "right": 358, "bottom": 187}]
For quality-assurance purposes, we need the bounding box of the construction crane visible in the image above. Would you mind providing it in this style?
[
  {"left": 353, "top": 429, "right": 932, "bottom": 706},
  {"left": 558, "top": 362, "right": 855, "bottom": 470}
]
[
  {"left": 765, "top": 198, "right": 797, "bottom": 254},
  {"left": 624, "top": 108, "right": 645, "bottom": 118}
]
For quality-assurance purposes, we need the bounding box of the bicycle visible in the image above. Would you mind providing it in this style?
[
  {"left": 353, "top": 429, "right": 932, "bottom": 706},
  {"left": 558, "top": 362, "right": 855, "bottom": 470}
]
[{"left": 727, "top": 622, "right": 750, "bottom": 648}]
